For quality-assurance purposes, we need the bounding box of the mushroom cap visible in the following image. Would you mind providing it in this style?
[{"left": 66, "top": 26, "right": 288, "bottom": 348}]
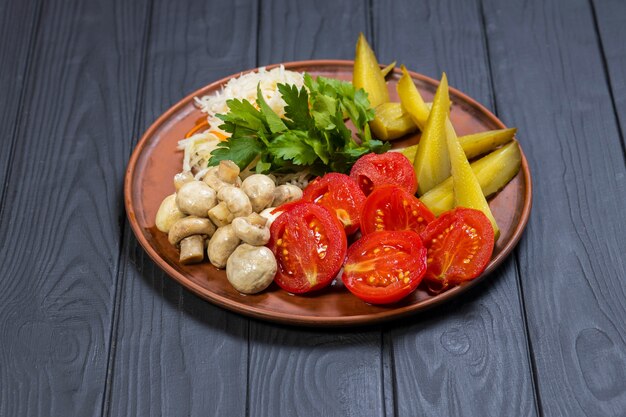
[
  {"left": 155, "top": 193, "right": 186, "bottom": 233},
  {"left": 207, "top": 225, "right": 241, "bottom": 268},
  {"left": 272, "top": 184, "right": 303, "bottom": 207},
  {"left": 168, "top": 216, "right": 216, "bottom": 246},
  {"left": 173, "top": 171, "right": 194, "bottom": 191},
  {"left": 176, "top": 181, "right": 217, "bottom": 217},
  {"left": 231, "top": 216, "right": 270, "bottom": 246},
  {"left": 242, "top": 174, "right": 276, "bottom": 212},
  {"left": 226, "top": 244, "right": 277, "bottom": 294},
  {"left": 217, "top": 186, "right": 252, "bottom": 218}
]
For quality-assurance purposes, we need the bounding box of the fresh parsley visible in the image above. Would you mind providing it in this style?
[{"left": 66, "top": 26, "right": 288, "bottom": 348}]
[{"left": 208, "top": 73, "right": 390, "bottom": 175}]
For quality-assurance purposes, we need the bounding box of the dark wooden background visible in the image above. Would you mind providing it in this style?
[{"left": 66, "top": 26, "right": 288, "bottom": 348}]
[{"left": 1, "top": 0, "right": 625, "bottom": 415}]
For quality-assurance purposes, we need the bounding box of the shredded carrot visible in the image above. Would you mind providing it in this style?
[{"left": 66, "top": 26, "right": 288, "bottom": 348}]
[
  {"left": 184, "top": 119, "right": 210, "bottom": 138},
  {"left": 210, "top": 130, "right": 228, "bottom": 141}
]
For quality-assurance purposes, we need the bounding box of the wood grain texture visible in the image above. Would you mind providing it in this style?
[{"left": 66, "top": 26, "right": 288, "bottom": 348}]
[
  {"left": 256, "top": 0, "right": 370, "bottom": 65},
  {"left": 482, "top": 0, "right": 626, "bottom": 415},
  {"left": 0, "top": 0, "right": 148, "bottom": 415},
  {"left": 107, "top": 1, "right": 259, "bottom": 416},
  {"left": 248, "top": 2, "right": 386, "bottom": 416},
  {"left": 374, "top": 0, "right": 539, "bottom": 416},
  {"left": 592, "top": 0, "right": 626, "bottom": 150},
  {"left": 0, "top": 0, "right": 40, "bottom": 208}
]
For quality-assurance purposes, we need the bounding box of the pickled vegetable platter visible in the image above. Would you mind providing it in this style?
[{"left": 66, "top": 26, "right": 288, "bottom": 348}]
[{"left": 124, "top": 60, "right": 531, "bottom": 326}]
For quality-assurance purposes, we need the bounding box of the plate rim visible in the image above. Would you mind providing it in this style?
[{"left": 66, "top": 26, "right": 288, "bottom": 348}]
[{"left": 124, "top": 59, "right": 532, "bottom": 327}]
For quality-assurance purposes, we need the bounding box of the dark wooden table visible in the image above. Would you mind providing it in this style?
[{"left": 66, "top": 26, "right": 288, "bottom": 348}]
[{"left": 1, "top": 0, "right": 625, "bottom": 415}]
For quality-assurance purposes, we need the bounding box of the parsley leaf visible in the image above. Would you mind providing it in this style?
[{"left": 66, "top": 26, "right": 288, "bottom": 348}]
[
  {"left": 208, "top": 136, "right": 264, "bottom": 169},
  {"left": 208, "top": 73, "right": 390, "bottom": 174},
  {"left": 256, "top": 85, "right": 287, "bottom": 134},
  {"left": 268, "top": 131, "right": 319, "bottom": 165}
]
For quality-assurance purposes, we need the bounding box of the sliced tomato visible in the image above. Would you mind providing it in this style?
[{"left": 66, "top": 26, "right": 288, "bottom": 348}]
[
  {"left": 360, "top": 185, "right": 435, "bottom": 235},
  {"left": 420, "top": 207, "right": 495, "bottom": 291},
  {"left": 302, "top": 173, "right": 366, "bottom": 235},
  {"left": 267, "top": 202, "right": 347, "bottom": 294},
  {"left": 342, "top": 230, "right": 427, "bottom": 304},
  {"left": 349, "top": 152, "right": 417, "bottom": 195}
]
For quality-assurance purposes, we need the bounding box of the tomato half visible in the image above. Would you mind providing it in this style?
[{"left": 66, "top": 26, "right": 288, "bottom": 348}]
[
  {"left": 420, "top": 207, "right": 495, "bottom": 291},
  {"left": 267, "top": 202, "right": 347, "bottom": 294},
  {"left": 360, "top": 185, "right": 435, "bottom": 235},
  {"left": 349, "top": 152, "right": 417, "bottom": 195},
  {"left": 342, "top": 230, "right": 427, "bottom": 304},
  {"left": 302, "top": 173, "right": 366, "bottom": 235}
]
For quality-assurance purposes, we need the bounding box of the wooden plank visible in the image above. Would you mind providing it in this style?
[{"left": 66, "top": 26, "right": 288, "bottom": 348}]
[
  {"left": 0, "top": 0, "right": 40, "bottom": 207},
  {"left": 256, "top": 0, "right": 370, "bottom": 65},
  {"left": 481, "top": 0, "right": 626, "bottom": 415},
  {"left": 0, "top": 0, "right": 149, "bottom": 415},
  {"left": 592, "top": 0, "right": 626, "bottom": 149},
  {"left": 374, "top": 0, "right": 539, "bottom": 416},
  {"left": 248, "top": 1, "right": 387, "bottom": 416},
  {"left": 106, "top": 1, "right": 259, "bottom": 415}
]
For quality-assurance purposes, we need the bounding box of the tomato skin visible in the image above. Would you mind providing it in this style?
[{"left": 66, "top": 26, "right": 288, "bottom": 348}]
[
  {"left": 360, "top": 185, "right": 435, "bottom": 235},
  {"left": 420, "top": 207, "right": 494, "bottom": 290},
  {"left": 302, "top": 173, "right": 366, "bottom": 235},
  {"left": 267, "top": 202, "right": 347, "bottom": 294},
  {"left": 349, "top": 152, "right": 418, "bottom": 195},
  {"left": 342, "top": 230, "right": 427, "bottom": 304}
]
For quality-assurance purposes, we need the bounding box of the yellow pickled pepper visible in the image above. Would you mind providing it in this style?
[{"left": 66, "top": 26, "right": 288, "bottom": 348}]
[
  {"left": 459, "top": 127, "right": 517, "bottom": 159},
  {"left": 370, "top": 102, "right": 417, "bottom": 140},
  {"left": 401, "top": 127, "right": 517, "bottom": 161},
  {"left": 397, "top": 65, "right": 431, "bottom": 130},
  {"left": 420, "top": 141, "right": 522, "bottom": 216},
  {"left": 353, "top": 33, "right": 389, "bottom": 108},
  {"left": 446, "top": 117, "right": 500, "bottom": 238},
  {"left": 380, "top": 61, "right": 397, "bottom": 78},
  {"left": 413, "top": 73, "right": 451, "bottom": 195}
]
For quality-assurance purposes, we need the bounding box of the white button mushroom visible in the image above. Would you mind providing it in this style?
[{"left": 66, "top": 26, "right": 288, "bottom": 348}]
[
  {"left": 232, "top": 213, "right": 270, "bottom": 246},
  {"left": 203, "top": 164, "right": 242, "bottom": 192},
  {"left": 173, "top": 171, "right": 194, "bottom": 191},
  {"left": 272, "top": 184, "right": 303, "bottom": 207},
  {"left": 226, "top": 244, "right": 277, "bottom": 294},
  {"left": 217, "top": 186, "right": 252, "bottom": 218},
  {"left": 241, "top": 174, "right": 276, "bottom": 212},
  {"left": 155, "top": 194, "right": 186, "bottom": 233},
  {"left": 217, "top": 160, "right": 241, "bottom": 184},
  {"left": 207, "top": 225, "right": 241, "bottom": 268},
  {"left": 208, "top": 201, "right": 235, "bottom": 227},
  {"left": 176, "top": 181, "right": 217, "bottom": 217},
  {"left": 168, "top": 216, "right": 216, "bottom": 264}
]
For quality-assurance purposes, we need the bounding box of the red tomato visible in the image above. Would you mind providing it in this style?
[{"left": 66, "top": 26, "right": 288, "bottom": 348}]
[
  {"left": 420, "top": 207, "right": 495, "bottom": 291},
  {"left": 302, "top": 173, "right": 366, "bottom": 235},
  {"left": 360, "top": 185, "right": 435, "bottom": 235},
  {"left": 267, "top": 202, "right": 347, "bottom": 294},
  {"left": 342, "top": 230, "right": 427, "bottom": 304},
  {"left": 349, "top": 152, "right": 417, "bottom": 195}
]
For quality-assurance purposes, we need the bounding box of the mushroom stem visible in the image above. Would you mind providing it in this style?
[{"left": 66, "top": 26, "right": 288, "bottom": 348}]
[
  {"left": 179, "top": 235, "right": 205, "bottom": 264},
  {"left": 247, "top": 213, "right": 267, "bottom": 227},
  {"left": 208, "top": 201, "right": 234, "bottom": 227},
  {"left": 218, "top": 160, "right": 240, "bottom": 184}
]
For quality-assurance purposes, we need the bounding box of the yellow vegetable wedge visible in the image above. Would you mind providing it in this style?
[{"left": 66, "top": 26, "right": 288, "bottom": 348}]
[
  {"left": 381, "top": 61, "right": 397, "bottom": 78},
  {"left": 445, "top": 118, "right": 499, "bottom": 237},
  {"left": 400, "top": 127, "right": 517, "bottom": 161},
  {"left": 397, "top": 65, "right": 431, "bottom": 130},
  {"left": 460, "top": 127, "right": 517, "bottom": 159},
  {"left": 420, "top": 141, "right": 522, "bottom": 216},
  {"left": 370, "top": 102, "right": 418, "bottom": 140},
  {"left": 413, "top": 73, "right": 451, "bottom": 195},
  {"left": 353, "top": 33, "right": 389, "bottom": 108}
]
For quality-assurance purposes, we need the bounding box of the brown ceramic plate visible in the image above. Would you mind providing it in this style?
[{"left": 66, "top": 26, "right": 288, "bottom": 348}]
[{"left": 125, "top": 60, "right": 532, "bottom": 327}]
